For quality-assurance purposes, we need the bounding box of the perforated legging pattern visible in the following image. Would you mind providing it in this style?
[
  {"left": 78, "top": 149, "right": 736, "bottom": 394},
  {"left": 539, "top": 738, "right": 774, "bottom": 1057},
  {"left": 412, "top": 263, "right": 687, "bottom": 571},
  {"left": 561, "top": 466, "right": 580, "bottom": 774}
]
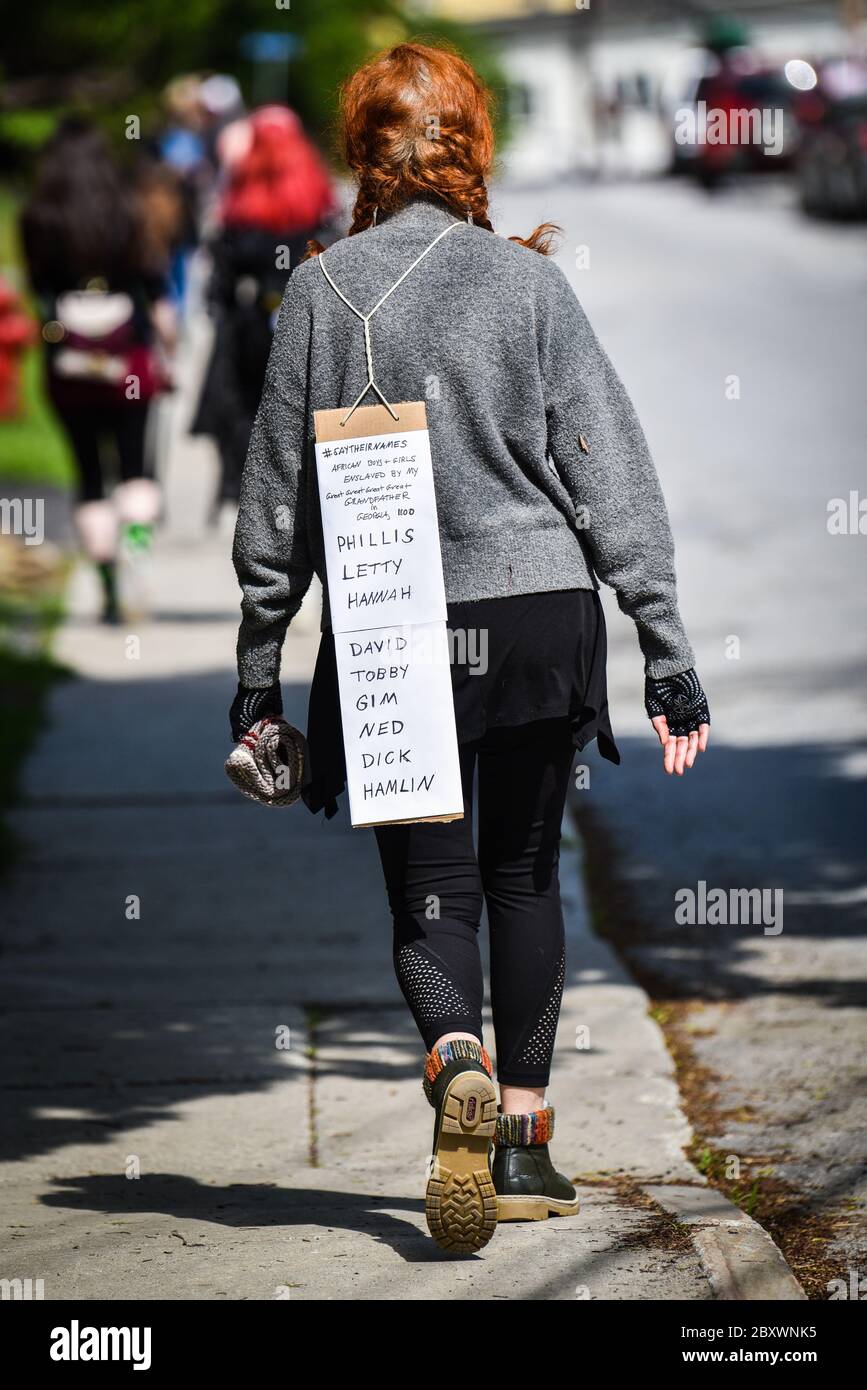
[
  {"left": 376, "top": 718, "right": 575, "bottom": 1088},
  {"left": 394, "top": 943, "right": 478, "bottom": 1032},
  {"left": 514, "top": 949, "right": 566, "bottom": 1071}
]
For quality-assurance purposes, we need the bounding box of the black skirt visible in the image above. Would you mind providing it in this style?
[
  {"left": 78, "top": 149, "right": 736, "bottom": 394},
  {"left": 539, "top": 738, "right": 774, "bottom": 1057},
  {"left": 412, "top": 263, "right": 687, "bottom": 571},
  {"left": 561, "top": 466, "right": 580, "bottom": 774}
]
[{"left": 301, "top": 588, "right": 621, "bottom": 820}]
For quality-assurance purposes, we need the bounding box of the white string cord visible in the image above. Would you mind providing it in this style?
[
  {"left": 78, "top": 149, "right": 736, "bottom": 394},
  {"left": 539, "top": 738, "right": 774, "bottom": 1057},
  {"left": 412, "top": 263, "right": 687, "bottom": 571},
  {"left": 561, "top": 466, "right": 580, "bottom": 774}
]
[{"left": 318, "top": 219, "right": 463, "bottom": 427}]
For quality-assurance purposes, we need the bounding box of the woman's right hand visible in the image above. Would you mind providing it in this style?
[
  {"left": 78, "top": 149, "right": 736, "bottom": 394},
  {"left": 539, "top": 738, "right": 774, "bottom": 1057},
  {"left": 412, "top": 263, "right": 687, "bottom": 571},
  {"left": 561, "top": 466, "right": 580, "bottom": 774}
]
[
  {"left": 644, "top": 668, "right": 710, "bottom": 776},
  {"left": 229, "top": 681, "right": 283, "bottom": 745}
]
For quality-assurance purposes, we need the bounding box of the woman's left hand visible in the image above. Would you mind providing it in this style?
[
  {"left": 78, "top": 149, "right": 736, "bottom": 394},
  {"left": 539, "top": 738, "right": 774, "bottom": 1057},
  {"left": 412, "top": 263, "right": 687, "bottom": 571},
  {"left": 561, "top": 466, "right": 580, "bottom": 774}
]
[
  {"left": 230, "top": 680, "right": 283, "bottom": 745},
  {"left": 645, "top": 668, "right": 710, "bottom": 776}
]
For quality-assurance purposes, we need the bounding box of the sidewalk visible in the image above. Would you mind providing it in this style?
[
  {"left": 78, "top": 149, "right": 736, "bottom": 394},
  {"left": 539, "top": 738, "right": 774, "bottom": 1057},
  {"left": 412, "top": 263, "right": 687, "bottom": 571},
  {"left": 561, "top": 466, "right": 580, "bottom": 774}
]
[{"left": 0, "top": 439, "right": 804, "bottom": 1301}]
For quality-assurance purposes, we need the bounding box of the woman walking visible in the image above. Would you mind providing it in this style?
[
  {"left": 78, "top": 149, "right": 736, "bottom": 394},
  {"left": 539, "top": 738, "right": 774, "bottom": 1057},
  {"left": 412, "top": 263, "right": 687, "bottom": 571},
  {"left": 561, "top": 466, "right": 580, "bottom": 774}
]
[
  {"left": 21, "top": 118, "right": 173, "bottom": 622},
  {"left": 193, "top": 105, "right": 336, "bottom": 515},
  {"left": 230, "top": 42, "right": 710, "bottom": 1254}
]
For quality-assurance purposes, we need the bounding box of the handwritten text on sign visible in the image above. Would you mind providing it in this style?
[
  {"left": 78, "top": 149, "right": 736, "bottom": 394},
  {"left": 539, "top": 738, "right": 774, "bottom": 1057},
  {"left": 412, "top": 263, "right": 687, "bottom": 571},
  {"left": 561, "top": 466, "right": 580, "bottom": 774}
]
[
  {"left": 314, "top": 412, "right": 447, "bottom": 634},
  {"left": 313, "top": 402, "right": 463, "bottom": 827},
  {"left": 334, "top": 621, "right": 461, "bottom": 825}
]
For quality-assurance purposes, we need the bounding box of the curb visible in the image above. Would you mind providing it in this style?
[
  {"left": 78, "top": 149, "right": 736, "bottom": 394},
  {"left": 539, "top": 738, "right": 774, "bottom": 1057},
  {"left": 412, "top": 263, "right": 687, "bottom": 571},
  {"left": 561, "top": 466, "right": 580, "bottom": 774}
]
[
  {"left": 644, "top": 1184, "right": 807, "bottom": 1301},
  {"left": 560, "top": 835, "right": 808, "bottom": 1302}
]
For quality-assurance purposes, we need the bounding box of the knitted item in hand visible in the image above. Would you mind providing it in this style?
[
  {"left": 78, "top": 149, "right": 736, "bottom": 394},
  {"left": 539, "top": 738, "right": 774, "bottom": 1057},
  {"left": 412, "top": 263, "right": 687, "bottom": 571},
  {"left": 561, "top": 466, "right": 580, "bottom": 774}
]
[
  {"left": 495, "top": 1105, "right": 555, "bottom": 1147},
  {"left": 644, "top": 667, "right": 710, "bottom": 738},
  {"left": 225, "top": 716, "right": 307, "bottom": 808},
  {"left": 422, "top": 1038, "right": 493, "bottom": 1105},
  {"left": 230, "top": 680, "right": 283, "bottom": 744}
]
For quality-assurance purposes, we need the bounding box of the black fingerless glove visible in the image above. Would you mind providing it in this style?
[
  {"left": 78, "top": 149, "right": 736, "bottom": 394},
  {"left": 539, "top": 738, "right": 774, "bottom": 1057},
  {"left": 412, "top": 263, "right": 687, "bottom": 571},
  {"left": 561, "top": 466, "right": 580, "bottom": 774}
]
[
  {"left": 644, "top": 667, "right": 710, "bottom": 738},
  {"left": 230, "top": 680, "right": 283, "bottom": 744}
]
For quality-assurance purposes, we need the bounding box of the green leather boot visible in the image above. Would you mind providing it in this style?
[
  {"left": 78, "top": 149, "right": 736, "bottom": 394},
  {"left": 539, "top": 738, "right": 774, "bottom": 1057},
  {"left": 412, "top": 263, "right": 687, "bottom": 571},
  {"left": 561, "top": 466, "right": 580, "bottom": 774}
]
[
  {"left": 422, "top": 1040, "right": 499, "bottom": 1254},
  {"left": 492, "top": 1105, "right": 580, "bottom": 1221}
]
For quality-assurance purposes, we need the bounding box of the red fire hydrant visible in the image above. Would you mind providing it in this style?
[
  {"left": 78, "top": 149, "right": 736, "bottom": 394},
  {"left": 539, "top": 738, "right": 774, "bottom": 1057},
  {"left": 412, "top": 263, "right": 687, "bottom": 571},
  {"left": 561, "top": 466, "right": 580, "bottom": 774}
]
[{"left": 0, "top": 276, "right": 36, "bottom": 419}]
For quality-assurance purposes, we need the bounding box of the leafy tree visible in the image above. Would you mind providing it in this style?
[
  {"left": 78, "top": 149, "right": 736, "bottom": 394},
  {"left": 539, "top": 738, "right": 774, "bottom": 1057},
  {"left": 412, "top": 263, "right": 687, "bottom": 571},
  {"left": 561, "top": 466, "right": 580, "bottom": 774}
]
[{"left": 1, "top": 0, "right": 508, "bottom": 153}]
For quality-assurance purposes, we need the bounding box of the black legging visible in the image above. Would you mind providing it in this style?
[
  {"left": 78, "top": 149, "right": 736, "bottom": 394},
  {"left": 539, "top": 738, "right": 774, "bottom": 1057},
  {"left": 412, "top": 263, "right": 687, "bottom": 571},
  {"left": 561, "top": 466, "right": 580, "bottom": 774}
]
[
  {"left": 374, "top": 716, "right": 575, "bottom": 1088},
  {"left": 52, "top": 400, "right": 151, "bottom": 503}
]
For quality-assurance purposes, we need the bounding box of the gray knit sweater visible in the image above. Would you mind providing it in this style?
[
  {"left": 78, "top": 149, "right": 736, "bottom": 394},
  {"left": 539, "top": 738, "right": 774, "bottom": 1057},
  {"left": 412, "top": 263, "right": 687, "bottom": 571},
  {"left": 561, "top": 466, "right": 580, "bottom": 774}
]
[{"left": 233, "top": 196, "right": 695, "bottom": 688}]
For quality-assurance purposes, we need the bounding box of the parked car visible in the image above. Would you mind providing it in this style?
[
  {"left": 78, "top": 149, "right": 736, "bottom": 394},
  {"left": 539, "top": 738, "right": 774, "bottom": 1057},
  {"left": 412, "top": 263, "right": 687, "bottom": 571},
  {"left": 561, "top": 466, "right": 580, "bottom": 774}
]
[
  {"left": 671, "top": 54, "right": 797, "bottom": 187},
  {"left": 794, "top": 59, "right": 867, "bottom": 219}
]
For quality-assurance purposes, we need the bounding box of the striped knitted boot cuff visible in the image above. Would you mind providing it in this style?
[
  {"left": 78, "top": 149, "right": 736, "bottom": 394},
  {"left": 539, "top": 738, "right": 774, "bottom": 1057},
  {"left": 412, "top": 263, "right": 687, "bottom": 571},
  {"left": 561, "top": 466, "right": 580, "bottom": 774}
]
[
  {"left": 422, "top": 1039, "right": 493, "bottom": 1105},
  {"left": 495, "top": 1105, "right": 555, "bottom": 1147}
]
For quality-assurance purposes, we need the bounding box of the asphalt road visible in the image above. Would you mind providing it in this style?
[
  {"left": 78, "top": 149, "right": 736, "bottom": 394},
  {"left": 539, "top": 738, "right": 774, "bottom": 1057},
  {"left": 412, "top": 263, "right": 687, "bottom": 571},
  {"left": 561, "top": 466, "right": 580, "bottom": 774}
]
[{"left": 495, "top": 175, "right": 866, "bottom": 1279}]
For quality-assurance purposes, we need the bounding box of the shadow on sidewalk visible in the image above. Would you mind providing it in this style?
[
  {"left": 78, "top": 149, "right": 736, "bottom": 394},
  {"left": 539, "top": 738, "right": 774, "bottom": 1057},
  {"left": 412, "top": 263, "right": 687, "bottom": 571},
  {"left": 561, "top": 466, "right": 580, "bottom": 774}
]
[
  {"left": 572, "top": 736, "right": 867, "bottom": 1005},
  {"left": 38, "top": 1173, "right": 465, "bottom": 1264},
  {"left": 1, "top": 668, "right": 628, "bottom": 1174}
]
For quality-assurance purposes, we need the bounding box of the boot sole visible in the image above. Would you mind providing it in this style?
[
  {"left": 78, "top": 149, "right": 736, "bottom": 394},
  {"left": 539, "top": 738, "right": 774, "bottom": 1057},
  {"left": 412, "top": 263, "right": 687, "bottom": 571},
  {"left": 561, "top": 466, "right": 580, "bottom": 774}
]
[
  {"left": 496, "top": 1193, "right": 581, "bottom": 1222},
  {"left": 425, "top": 1070, "right": 499, "bottom": 1254}
]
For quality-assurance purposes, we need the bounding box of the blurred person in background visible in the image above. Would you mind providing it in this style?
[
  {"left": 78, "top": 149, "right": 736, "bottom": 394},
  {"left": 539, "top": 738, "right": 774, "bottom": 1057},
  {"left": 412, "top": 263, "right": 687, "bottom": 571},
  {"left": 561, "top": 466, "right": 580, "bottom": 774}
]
[
  {"left": 230, "top": 42, "right": 710, "bottom": 1255},
  {"left": 198, "top": 73, "right": 246, "bottom": 169},
  {"left": 155, "top": 75, "right": 213, "bottom": 316},
  {"left": 137, "top": 153, "right": 191, "bottom": 318},
  {"left": 20, "top": 117, "right": 176, "bottom": 622},
  {"left": 191, "top": 105, "right": 336, "bottom": 523}
]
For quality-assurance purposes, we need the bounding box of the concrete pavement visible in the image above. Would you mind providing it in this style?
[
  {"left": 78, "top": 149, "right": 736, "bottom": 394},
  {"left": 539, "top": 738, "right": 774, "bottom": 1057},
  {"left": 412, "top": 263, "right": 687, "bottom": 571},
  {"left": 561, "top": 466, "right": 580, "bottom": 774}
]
[
  {"left": 0, "top": 509, "right": 804, "bottom": 1301},
  {"left": 0, "top": 518, "right": 713, "bottom": 1300}
]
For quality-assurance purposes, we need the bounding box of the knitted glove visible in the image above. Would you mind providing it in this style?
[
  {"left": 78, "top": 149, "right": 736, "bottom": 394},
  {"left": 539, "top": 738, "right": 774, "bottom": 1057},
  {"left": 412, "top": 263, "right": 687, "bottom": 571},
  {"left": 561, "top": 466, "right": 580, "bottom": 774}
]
[
  {"left": 230, "top": 680, "right": 283, "bottom": 744},
  {"left": 644, "top": 668, "right": 710, "bottom": 738}
]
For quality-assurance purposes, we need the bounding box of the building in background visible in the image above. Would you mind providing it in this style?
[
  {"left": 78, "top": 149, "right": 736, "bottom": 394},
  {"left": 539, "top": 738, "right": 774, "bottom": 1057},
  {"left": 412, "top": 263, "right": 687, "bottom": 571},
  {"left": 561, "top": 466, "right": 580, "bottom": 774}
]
[{"left": 417, "top": 0, "right": 859, "bottom": 179}]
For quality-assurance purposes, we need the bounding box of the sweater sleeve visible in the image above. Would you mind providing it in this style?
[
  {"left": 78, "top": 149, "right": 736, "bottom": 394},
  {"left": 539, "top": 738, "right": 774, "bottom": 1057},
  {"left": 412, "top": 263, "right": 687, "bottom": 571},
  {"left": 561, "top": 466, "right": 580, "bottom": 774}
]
[
  {"left": 232, "top": 272, "right": 315, "bottom": 688},
  {"left": 538, "top": 261, "right": 695, "bottom": 679}
]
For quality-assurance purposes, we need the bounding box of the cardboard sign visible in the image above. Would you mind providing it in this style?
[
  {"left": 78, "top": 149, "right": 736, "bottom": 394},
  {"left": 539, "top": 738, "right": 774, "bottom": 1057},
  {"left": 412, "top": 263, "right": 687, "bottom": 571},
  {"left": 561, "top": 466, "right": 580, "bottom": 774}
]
[
  {"left": 313, "top": 401, "right": 448, "bottom": 632},
  {"left": 314, "top": 401, "right": 463, "bottom": 828}
]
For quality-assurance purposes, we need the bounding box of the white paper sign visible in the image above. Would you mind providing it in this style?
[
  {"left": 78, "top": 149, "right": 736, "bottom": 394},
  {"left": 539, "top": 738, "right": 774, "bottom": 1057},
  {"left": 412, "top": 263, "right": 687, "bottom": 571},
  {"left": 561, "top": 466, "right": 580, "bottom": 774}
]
[
  {"left": 314, "top": 420, "right": 447, "bottom": 633},
  {"left": 313, "top": 402, "right": 464, "bottom": 828},
  {"left": 334, "top": 620, "right": 463, "bottom": 826}
]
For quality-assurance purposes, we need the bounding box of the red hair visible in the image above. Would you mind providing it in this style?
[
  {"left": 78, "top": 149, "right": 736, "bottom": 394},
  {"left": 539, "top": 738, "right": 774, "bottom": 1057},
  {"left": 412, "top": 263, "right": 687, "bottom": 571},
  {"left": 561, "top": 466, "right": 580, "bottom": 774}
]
[
  {"left": 220, "top": 106, "right": 336, "bottom": 235},
  {"left": 304, "top": 42, "right": 557, "bottom": 258}
]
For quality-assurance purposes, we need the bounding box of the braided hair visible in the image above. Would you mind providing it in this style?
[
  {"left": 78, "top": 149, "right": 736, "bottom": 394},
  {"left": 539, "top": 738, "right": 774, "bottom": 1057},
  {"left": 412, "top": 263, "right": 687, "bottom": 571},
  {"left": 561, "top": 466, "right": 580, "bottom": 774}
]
[{"left": 303, "top": 41, "right": 559, "bottom": 261}]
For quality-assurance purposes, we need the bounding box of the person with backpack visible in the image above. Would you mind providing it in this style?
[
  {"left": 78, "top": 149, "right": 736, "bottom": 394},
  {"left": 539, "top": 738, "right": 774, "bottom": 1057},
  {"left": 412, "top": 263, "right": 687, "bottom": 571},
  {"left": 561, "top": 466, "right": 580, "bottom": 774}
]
[
  {"left": 21, "top": 117, "right": 174, "bottom": 622},
  {"left": 192, "top": 105, "right": 337, "bottom": 520}
]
